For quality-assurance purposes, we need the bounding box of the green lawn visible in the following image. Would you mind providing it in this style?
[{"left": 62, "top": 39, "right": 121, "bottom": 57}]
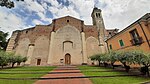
[
  {"left": 78, "top": 66, "right": 150, "bottom": 84},
  {"left": 0, "top": 66, "right": 55, "bottom": 84}
]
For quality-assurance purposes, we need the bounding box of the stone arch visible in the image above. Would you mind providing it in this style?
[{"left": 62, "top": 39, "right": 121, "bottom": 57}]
[
  {"left": 86, "top": 36, "right": 101, "bottom": 58},
  {"left": 31, "top": 35, "right": 49, "bottom": 65},
  {"left": 63, "top": 41, "right": 73, "bottom": 52},
  {"left": 15, "top": 38, "right": 30, "bottom": 57},
  {"left": 51, "top": 25, "right": 82, "bottom": 65},
  {"left": 54, "top": 25, "right": 82, "bottom": 50},
  {"left": 55, "top": 25, "right": 81, "bottom": 41}
]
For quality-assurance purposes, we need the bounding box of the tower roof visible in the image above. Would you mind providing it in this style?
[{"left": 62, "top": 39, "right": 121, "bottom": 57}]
[{"left": 91, "top": 7, "right": 102, "bottom": 17}]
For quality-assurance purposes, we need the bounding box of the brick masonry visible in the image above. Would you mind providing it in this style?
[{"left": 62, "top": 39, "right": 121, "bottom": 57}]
[{"left": 6, "top": 7, "right": 115, "bottom": 66}]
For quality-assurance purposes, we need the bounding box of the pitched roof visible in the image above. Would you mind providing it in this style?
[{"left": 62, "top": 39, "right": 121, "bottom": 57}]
[{"left": 53, "top": 15, "right": 84, "bottom": 22}]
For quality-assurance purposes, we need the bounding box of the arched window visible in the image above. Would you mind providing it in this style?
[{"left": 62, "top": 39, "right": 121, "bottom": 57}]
[
  {"left": 63, "top": 41, "right": 73, "bottom": 51},
  {"left": 96, "top": 13, "right": 98, "bottom": 18},
  {"left": 98, "top": 13, "right": 101, "bottom": 18}
]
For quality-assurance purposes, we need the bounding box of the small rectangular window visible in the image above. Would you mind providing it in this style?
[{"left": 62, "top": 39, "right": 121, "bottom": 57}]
[
  {"left": 109, "top": 44, "right": 112, "bottom": 50},
  {"left": 119, "top": 39, "right": 124, "bottom": 47}
]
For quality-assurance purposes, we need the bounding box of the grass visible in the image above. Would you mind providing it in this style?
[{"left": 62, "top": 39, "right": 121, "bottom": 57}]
[
  {"left": 78, "top": 66, "right": 150, "bottom": 84},
  {"left": 0, "top": 66, "right": 55, "bottom": 84}
]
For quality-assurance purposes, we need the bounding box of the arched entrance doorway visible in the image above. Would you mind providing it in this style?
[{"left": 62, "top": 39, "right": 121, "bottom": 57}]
[{"left": 65, "top": 53, "right": 71, "bottom": 65}]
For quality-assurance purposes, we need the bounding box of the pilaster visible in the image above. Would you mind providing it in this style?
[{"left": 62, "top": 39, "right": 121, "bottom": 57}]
[
  {"left": 81, "top": 32, "right": 87, "bottom": 64},
  {"left": 47, "top": 31, "right": 55, "bottom": 64},
  {"left": 26, "top": 44, "right": 34, "bottom": 64}
]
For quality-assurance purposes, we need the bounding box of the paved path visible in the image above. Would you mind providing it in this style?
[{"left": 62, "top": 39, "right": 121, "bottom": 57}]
[{"left": 34, "top": 66, "right": 93, "bottom": 84}]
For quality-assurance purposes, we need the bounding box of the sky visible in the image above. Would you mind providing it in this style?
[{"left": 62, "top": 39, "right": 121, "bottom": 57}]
[{"left": 0, "top": 0, "right": 150, "bottom": 36}]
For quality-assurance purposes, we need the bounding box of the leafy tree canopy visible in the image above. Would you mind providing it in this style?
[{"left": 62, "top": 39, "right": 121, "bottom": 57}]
[
  {"left": 0, "top": 51, "right": 27, "bottom": 68},
  {"left": 0, "top": 0, "right": 24, "bottom": 8},
  {"left": 0, "top": 31, "right": 8, "bottom": 50}
]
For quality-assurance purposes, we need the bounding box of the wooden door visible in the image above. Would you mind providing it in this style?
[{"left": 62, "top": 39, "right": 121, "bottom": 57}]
[{"left": 65, "top": 54, "right": 71, "bottom": 65}]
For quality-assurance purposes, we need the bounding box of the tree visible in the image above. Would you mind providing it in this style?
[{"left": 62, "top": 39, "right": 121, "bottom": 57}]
[
  {"left": 0, "top": 51, "right": 8, "bottom": 68},
  {"left": 90, "top": 50, "right": 150, "bottom": 76},
  {"left": 22, "top": 56, "right": 27, "bottom": 62},
  {"left": 15, "top": 55, "right": 27, "bottom": 65},
  {"left": 0, "top": 31, "right": 8, "bottom": 50},
  {"left": 116, "top": 50, "right": 149, "bottom": 73},
  {"left": 7, "top": 52, "right": 17, "bottom": 68},
  {"left": 0, "top": 0, "right": 24, "bottom": 8},
  {"left": 16, "top": 55, "right": 23, "bottom": 65},
  {"left": 0, "top": 51, "right": 28, "bottom": 68},
  {"left": 140, "top": 53, "right": 150, "bottom": 76},
  {"left": 116, "top": 51, "right": 133, "bottom": 72},
  {"left": 90, "top": 53, "right": 108, "bottom": 67},
  {"left": 100, "top": 53, "right": 109, "bottom": 67},
  {"left": 107, "top": 51, "right": 118, "bottom": 69},
  {"left": 123, "top": 50, "right": 150, "bottom": 76},
  {"left": 22, "top": 56, "right": 27, "bottom": 66},
  {"left": 90, "top": 54, "right": 101, "bottom": 66}
]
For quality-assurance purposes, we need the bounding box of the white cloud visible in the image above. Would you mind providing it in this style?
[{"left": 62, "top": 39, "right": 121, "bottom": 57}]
[
  {"left": 63, "top": 0, "right": 150, "bottom": 30},
  {"left": 16, "top": 0, "right": 52, "bottom": 23},
  {"left": 36, "top": 12, "right": 52, "bottom": 23},
  {"left": 47, "top": 0, "right": 94, "bottom": 24},
  {"left": 47, "top": 1, "right": 79, "bottom": 19},
  {"left": 0, "top": 0, "right": 150, "bottom": 37},
  {"left": 44, "top": 0, "right": 59, "bottom": 7},
  {"left": 23, "top": 0, "right": 45, "bottom": 13},
  {"left": 97, "top": 0, "right": 150, "bottom": 30},
  {"left": 0, "top": 8, "right": 26, "bottom": 37},
  {"left": 69, "top": 0, "right": 95, "bottom": 24},
  {"left": 53, "top": 6, "right": 80, "bottom": 18}
]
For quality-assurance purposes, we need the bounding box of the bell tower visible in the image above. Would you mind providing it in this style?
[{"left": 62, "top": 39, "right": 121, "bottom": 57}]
[
  {"left": 91, "top": 7, "right": 106, "bottom": 38},
  {"left": 91, "top": 7, "right": 107, "bottom": 53}
]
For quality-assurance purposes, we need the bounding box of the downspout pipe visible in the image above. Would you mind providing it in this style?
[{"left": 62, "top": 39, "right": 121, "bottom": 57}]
[{"left": 138, "top": 21, "right": 150, "bottom": 48}]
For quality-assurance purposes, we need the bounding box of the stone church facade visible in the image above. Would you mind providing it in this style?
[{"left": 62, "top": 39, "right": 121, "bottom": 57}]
[{"left": 6, "top": 7, "right": 112, "bottom": 66}]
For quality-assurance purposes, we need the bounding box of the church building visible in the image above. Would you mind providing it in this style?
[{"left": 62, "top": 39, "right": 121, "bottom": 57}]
[{"left": 6, "top": 7, "right": 114, "bottom": 66}]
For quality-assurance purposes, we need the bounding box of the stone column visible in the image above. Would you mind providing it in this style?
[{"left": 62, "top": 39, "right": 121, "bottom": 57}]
[
  {"left": 26, "top": 44, "right": 34, "bottom": 64},
  {"left": 47, "top": 31, "right": 55, "bottom": 65},
  {"left": 81, "top": 32, "right": 87, "bottom": 64}
]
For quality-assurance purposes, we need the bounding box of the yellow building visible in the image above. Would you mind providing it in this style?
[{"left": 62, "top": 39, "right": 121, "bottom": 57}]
[{"left": 106, "top": 13, "right": 150, "bottom": 52}]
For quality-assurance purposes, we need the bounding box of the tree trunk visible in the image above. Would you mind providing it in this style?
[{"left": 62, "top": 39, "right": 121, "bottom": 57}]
[
  {"left": 147, "top": 67, "right": 149, "bottom": 77},
  {"left": 123, "top": 62, "right": 130, "bottom": 72},
  {"left": 141, "top": 65, "right": 149, "bottom": 76},
  {"left": 111, "top": 63, "right": 114, "bottom": 69},
  {"left": 12, "top": 63, "right": 15, "bottom": 68},
  {"left": 145, "top": 65, "right": 149, "bottom": 76},
  {"left": 98, "top": 61, "right": 100, "bottom": 66},
  {"left": 104, "top": 62, "right": 108, "bottom": 67},
  {"left": 17, "top": 63, "right": 20, "bottom": 66}
]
